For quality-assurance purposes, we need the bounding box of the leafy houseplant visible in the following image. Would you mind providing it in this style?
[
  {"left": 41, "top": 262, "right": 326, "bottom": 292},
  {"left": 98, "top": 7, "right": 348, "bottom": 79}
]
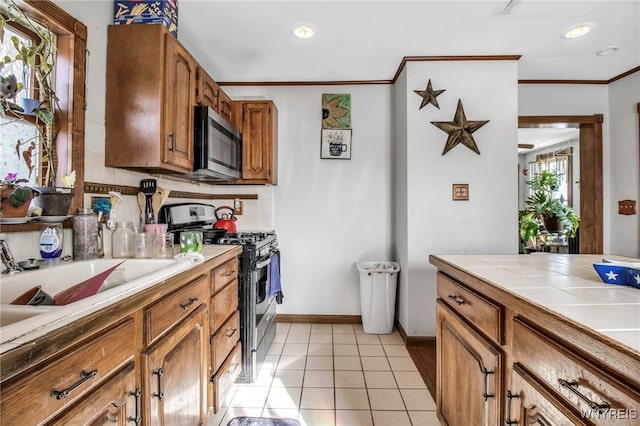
[
  {"left": 521, "top": 170, "right": 579, "bottom": 241},
  {"left": 1, "top": 1, "right": 58, "bottom": 186},
  {"left": 1, "top": 2, "right": 75, "bottom": 216}
]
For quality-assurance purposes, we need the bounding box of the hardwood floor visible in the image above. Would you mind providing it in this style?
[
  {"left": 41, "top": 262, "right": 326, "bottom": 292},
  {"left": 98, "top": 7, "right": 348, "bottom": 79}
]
[{"left": 407, "top": 340, "right": 437, "bottom": 400}]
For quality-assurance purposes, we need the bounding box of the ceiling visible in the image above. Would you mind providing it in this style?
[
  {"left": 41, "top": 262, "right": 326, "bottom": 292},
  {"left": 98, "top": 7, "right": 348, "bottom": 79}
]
[
  {"left": 177, "top": 0, "right": 640, "bottom": 83},
  {"left": 517, "top": 127, "right": 580, "bottom": 153}
]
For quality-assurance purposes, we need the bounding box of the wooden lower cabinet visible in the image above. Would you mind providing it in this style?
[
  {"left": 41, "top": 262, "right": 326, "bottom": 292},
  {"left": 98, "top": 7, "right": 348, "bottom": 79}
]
[
  {"left": 50, "top": 363, "right": 140, "bottom": 426},
  {"left": 143, "top": 304, "right": 208, "bottom": 425},
  {"left": 507, "top": 363, "right": 587, "bottom": 426},
  {"left": 208, "top": 258, "right": 241, "bottom": 412},
  {"left": 431, "top": 260, "right": 640, "bottom": 426},
  {"left": 0, "top": 318, "right": 136, "bottom": 425},
  {"left": 0, "top": 249, "right": 243, "bottom": 425},
  {"left": 436, "top": 301, "right": 503, "bottom": 426}
]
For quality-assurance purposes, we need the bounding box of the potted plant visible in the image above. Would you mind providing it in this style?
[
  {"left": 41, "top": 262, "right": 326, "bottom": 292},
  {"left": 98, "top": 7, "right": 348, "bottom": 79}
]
[
  {"left": 1, "top": 2, "right": 75, "bottom": 216},
  {"left": 521, "top": 170, "right": 579, "bottom": 240},
  {"left": 0, "top": 172, "right": 36, "bottom": 217}
]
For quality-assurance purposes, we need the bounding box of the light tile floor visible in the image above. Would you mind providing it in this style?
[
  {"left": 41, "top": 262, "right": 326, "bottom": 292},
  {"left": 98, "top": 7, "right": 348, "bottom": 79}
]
[{"left": 207, "top": 323, "right": 440, "bottom": 426}]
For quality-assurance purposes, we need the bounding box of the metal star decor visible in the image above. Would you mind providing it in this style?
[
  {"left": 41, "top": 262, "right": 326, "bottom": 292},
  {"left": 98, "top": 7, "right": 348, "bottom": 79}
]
[
  {"left": 414, "top": 79, "right": 445, "bottom": 110},
  {"left": 431, "top": 99, "right": 489, "bottom": 155}
]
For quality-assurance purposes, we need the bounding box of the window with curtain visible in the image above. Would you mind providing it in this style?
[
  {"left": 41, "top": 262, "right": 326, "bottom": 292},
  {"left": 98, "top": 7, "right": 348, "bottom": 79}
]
[{"left": 527, "top": 146, "right": 573, "bottom": 206}]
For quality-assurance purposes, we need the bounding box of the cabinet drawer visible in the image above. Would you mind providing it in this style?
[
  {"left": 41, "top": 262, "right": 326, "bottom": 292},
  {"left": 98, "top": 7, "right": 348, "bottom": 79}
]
[
  {"left": 212, "top": 311, "right": 240, "bottom": 373},
  {"left": 212, "top": 258, "right": 239, "bottom": 294},
  {"left": 211, "top": 343, "right": 242, "bottom": 413},
  {"left": 145, "top": 275, "right": 209, "bottom": 345},
  {"left": 212, "top": 279, "right": 238, "bottom": 331},
  {"left": 512, "top": 318, "right": 640, "bottom": 425},
  {"left": 51, "top": 362, "right": 138, "bottom": 426},
  {"left": 437, "top": 273, "right": 503, "bottom": 344},
  {"left": 0, "top": 318, "right": 135, "bottom": 425}
]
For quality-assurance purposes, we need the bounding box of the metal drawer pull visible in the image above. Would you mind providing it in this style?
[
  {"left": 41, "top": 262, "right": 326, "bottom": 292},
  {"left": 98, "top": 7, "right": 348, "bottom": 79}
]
[
  {"left": 128, "top": 388, "right": 142, "bottom": 425},
  {"left": 505, "top": 390, "right": 520, "bottom": 425},
  {"left": 153, "top": 368, "right": 164, "bottom": 400},
  {"left": 448, "top": 294, "right": 465, "bottom": 305},
  {"left": 180, "top": 297, "right": 198, "bottom": 310},
  {"left": 223, "top": 270, "right": 235, "bottom": 277},
  {"left": 50, "top": 369, "right": 98, "bottom": 400},
  {"left": 226, "top": 328, "right": 237, "bottom": 338},
  {"left": 558, "top": 378, "right": 611, "bottom": 411},
  {"left": 481, "top": 368, "right": 495, "bottom": 400}
]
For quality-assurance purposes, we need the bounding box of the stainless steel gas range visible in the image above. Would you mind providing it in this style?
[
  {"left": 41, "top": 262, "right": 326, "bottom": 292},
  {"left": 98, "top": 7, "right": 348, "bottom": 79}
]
[
  {"left": 217, "top": 231, "right": 279, "bottom": 383},
  {"left": 159, "top": 203, "right": 278, "bottom": 383}
]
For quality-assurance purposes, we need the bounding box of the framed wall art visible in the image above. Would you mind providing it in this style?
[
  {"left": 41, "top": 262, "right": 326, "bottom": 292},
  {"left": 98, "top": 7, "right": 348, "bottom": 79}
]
[{"left": 321, "top": 128, "right": 352, "bottom": 160}]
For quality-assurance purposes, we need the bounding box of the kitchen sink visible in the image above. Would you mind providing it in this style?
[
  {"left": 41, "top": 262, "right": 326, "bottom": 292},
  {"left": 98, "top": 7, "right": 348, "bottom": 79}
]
[
  {"left": 0, "top": 257, "right": 194, "bottom": 347},
  {"left": 0, "top": 305, "right": 59, "bottom": 327},
  {"left": 0, "top": 258, "right": 178, "bottom": 305}
]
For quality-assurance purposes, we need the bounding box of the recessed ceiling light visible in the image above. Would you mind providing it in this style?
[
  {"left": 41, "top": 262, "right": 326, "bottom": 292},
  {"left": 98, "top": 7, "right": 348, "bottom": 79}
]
[
  {"left": 562, "top": 23, "right": 594, "bottom": 39},
  {"left": 293, "top": 23, "right": 316, "bottom": 39},
  {"left": 596, "top": 45, "right": 619, "bottom": 56}
]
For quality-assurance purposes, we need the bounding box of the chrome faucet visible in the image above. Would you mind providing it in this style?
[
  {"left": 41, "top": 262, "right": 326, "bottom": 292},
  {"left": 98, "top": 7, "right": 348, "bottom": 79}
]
[{"left": 0, "top": 239, "right": 22, "bottom": 274}]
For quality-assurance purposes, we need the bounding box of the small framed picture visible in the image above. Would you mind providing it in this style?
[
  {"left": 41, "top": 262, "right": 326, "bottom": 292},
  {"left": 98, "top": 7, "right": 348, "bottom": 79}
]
[
  {"left": 321, "top": 128, "right": 352, "bottom": 160},
  {"left": 452, "top": 184, "right": 469, "bottom": 201}
]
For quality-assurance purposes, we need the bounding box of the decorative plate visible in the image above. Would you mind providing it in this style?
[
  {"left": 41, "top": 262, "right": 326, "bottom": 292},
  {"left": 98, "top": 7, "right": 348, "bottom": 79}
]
[
  {"left": 38, "top": 215, "right": 73, "bottom": 223},
  {"left": 0, "top": 217, "right": 33, "bottom": 224}
]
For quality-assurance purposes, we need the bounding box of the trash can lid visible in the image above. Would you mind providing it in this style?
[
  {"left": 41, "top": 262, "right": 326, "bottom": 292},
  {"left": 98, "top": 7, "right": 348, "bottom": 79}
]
[{"left": 356, "top": 261, "right": 400, "bottom": 273}]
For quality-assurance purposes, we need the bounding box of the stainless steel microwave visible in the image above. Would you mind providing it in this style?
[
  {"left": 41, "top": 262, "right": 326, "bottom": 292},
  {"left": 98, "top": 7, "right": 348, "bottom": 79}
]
[{"left": 182, "top": 105, "right": 242, "bottom": 182}]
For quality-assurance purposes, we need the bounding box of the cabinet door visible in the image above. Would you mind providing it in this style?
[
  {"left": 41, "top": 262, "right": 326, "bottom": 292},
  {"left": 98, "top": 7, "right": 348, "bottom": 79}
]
[
  {"left": 197, "top": 68, "right": 219, "bottom": 110},
  {"left": 240, "top": 102, "right": 276, "bottom": 183},
  {"left": 507, "top": 363, "right": 590, "bottom": 426},
  {"left": 51, "top": 363, "right": 140, "bottom": 426},
  {"left": 218, "top": 89, "right": 233, "bottom": 122},
  {"left": 143, "top": 305, "right": 208, "bottom": 426},
  {"left": 436, "top": 300, "right": 503, "bottom": 426},
  {"left": 162, "top": 34, "right": 195, "bottom": 171}
]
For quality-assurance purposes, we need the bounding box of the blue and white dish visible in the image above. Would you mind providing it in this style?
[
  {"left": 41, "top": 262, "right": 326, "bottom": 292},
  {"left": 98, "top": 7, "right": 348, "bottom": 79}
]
[{"left": 593, "top": 263, "right": 631, "bottom": 286}]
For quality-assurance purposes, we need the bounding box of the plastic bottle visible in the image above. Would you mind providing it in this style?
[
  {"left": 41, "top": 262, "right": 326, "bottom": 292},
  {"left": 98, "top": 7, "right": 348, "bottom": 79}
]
[
  {"left": 39, "top": 223, "right": 63, "bottom": 259},
  {"left": 111, "top": 221, "right": 135, "bottom": 258}
]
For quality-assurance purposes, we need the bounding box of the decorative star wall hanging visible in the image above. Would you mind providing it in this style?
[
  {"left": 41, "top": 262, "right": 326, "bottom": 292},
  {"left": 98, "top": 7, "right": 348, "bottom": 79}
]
[
  {"left": 414, "top": 79, "right": 445, "bottom": 110},
  {"left": 431, "top": 99, "right": 489, "bottom": 155}
]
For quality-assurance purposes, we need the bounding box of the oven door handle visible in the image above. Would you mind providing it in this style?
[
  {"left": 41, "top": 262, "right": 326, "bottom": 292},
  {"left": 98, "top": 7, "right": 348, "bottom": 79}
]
[{"left": 256, "top": 255, "right": 274, "bottom": 270}]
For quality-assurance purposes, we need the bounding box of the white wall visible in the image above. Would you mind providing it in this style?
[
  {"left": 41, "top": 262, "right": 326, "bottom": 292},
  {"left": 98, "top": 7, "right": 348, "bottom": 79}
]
[
  {"left": 608, "top": 73, "right": 640, "bottom": 257},
  {"left": 224, "top": 85, "right": 394, "bottom": 315},
  {"left": 395, "top": 60, "right": 520, "bottom": 336}
]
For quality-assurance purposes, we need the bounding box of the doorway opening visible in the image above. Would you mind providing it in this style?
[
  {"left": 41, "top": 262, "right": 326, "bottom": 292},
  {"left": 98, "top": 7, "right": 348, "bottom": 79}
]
[{"left": 519, "top": 114, "right": 603, "bottom": 254}]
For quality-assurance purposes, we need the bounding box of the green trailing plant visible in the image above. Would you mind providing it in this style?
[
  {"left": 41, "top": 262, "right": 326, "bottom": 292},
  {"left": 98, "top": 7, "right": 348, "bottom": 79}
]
[
  {"left": 0, "top": 1, "right": 59, "bottom": 186},
  {"left": 521, "top": 170, "right": 579, "bottom": 239}
]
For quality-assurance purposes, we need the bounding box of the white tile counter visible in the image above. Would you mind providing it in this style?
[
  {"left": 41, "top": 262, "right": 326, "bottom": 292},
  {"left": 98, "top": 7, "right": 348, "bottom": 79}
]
[{"left": 431, "top": 253, "right": 640, "bottom": 353}]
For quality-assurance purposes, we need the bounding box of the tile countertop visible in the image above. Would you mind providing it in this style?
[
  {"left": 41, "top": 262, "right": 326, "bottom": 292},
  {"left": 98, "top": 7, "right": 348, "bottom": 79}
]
[
  {"left": 0, "top": 245, "right": 240, "bottom": 355},
  {"left": 431, "top": 254, "right": 640, "bottom": 353}
]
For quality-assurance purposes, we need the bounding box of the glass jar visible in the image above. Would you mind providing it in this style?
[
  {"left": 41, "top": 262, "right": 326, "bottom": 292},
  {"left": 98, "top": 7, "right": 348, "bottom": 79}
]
[
  {"left": 72, "top": 208, "right": 99, "bottom": 260},
  {"left": 134, "top": 232, "right": 155, "bottom": 259},
  {"left": 111, "top": 222, "right": 136, "bottom": 258}
]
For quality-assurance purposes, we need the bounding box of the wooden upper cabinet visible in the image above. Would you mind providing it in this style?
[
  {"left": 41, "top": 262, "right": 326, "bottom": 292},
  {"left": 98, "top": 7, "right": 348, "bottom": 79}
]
[
  {"left": 218, "top": 89, "right": 233, "bottom": 123},
  {"left": 197, "top": 67, "right": 219, "bottom": 111},
  {"left": 105, "top": 24, "right": 195, "bottom": 174},
  {"left": 233, "top": 100, "right": 278, "bottom": 184}
]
